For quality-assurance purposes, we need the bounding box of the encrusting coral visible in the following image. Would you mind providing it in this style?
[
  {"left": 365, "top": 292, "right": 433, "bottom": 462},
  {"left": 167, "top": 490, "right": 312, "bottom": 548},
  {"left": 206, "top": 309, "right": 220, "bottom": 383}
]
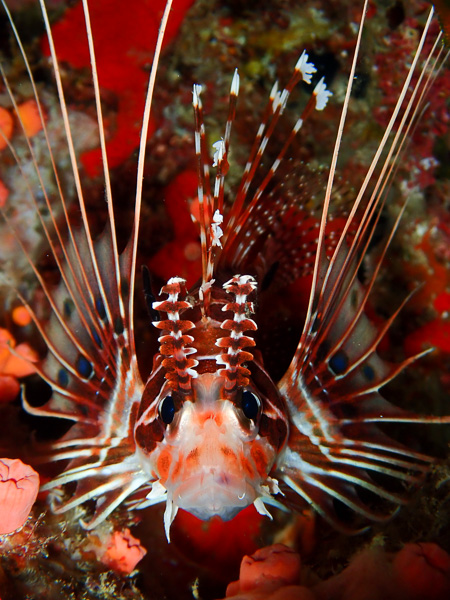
[
  {"left": 85, "top": 527, "right": 147, "bottom": 574},
  {"left": 221, "top": 542, "right": 450, "bottom": 600},
  {"left": 0, "top": 327, "right": 38, "bottom": 404},
  {"left": 223, "top": 544, "right": 314, "bottom": 600},
  {"left": 0, "top": 106, "right": 14, "bottom": 151}
]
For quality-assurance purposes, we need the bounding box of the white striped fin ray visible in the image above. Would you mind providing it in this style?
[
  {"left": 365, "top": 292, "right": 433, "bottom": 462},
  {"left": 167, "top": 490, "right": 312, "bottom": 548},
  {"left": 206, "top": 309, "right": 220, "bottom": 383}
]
[
  {"left": 278, "top": 3, "right": 450, "bottom": 531},
  {"left": 193, "top": 48, "right": 331, "bottom": 295},
  {"left": 222, "top": 53, "right": 328, "bottom": 255},
  {"left": 213, "top": 56, "right": 336, "bottom": 289},
  {"left": 192, "top": 69, "right": 240, "bottom": 300},
  {"left": 216, "top": 172, "right": 356, "bottom": 289},
  {"left": 0, "top": 0, "right": 173, "bottom": 527}
]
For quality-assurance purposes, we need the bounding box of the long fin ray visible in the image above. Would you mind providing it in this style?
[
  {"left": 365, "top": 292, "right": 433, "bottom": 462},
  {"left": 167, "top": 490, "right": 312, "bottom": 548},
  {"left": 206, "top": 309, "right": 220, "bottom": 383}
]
[
  {"left": 0, "top": 0, "right": 174, "bottom": 528},
  {"left": 277, "top": 6, "right": 448, "bottom": 530}
]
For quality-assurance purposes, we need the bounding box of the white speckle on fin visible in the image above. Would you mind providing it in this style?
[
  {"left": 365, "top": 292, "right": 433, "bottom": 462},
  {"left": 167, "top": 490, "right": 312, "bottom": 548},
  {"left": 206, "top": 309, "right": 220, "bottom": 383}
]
[
  {"left": 167, "top": 276, "right": 186, "bottom": 285},
  {"left": 192, "top": 83, "right": 202, "bottom": 108},
  {"left": 211, "top": 209, "right": 224, "bottom": 247},
  {"left": 269, "top": 80, "right": 279, "bottom": 100},
  {"left": 147, "top": 479, "right": 167, "bottom": 502},
  {"left": 231, "top": 68, "right": 240, "bottom": 96},
  {"left": 212, "top": 139, "right": 225, "bottom": 167},
  {"left": 313, "top": 77, "right": 333, "bottom": 110},
  {"left": 265, "top": 476, "right": 283, "bottom": 496},
  {"left": 295, "top": 49, "right": 317, "bottom": 84}
]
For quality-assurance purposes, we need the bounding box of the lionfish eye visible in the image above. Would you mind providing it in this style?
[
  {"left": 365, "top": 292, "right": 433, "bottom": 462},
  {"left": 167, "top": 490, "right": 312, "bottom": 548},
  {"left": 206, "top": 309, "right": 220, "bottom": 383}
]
[
  {"left": 241, "top": 390, "right": 261, "bottom": 421},
  {"left": 159, "top": 395, "right": 176, "bottom": 424}
]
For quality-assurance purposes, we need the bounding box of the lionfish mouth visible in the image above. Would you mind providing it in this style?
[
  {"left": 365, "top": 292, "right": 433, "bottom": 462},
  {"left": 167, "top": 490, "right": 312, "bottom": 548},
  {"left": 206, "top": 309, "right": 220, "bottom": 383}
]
[
  {"left": 153, "top": 473, "right": 277, "bottom": 540},
  {"left": 170, "top": 471, "right": 257, "bottom": 520}
]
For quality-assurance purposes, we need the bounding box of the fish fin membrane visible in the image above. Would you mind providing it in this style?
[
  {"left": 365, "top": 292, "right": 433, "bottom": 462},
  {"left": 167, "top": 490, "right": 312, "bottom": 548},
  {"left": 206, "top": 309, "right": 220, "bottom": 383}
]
[{"left": 277, "top": 241, "right": 436, "bottom": 529}]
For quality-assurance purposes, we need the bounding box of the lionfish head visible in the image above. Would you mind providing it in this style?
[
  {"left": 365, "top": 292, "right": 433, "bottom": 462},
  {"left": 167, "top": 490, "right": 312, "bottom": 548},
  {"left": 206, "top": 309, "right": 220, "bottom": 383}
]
[{"left": 134, "top": 276, "right": 288, "bottom": 538}]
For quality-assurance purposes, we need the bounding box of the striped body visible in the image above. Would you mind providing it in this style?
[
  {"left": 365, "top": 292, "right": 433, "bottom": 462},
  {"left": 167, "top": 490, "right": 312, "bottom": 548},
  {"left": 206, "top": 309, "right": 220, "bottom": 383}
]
[{"left": 0, "top": 0, "right": 448, "bottom": 543}]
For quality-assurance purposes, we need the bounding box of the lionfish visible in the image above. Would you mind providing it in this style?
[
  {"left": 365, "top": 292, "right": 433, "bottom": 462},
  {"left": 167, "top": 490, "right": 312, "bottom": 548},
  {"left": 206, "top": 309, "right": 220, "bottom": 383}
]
[{"left": 0, "top": 0, "right": 448, "bottom": 543}]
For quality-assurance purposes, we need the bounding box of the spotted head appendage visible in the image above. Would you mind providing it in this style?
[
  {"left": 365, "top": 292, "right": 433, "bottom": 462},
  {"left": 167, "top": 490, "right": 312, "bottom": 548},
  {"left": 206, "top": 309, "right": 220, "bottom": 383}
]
[{"left": 133, "top": 275, "right": 288, "bottom": 540}]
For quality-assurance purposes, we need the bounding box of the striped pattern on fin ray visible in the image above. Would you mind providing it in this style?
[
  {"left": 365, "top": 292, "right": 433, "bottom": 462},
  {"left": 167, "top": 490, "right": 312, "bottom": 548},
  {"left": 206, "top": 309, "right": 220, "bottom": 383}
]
[
  {"left": 276, "top": 229, "right": 436, "bottom": 529},
  {"left": 274, "top": 6, "right": 448, "bottom": 528},
  {"left": 0, "top": 0, "right": 176, "bottom": 528},
  {"left": 25, "top": 224, "right": 146, "bottom": 525},
  {"left": 25, "top": 224, "right": 143, "bottom": 439},
  {"left": 218, "top": 172, "right": 357, "bottom": 289}
]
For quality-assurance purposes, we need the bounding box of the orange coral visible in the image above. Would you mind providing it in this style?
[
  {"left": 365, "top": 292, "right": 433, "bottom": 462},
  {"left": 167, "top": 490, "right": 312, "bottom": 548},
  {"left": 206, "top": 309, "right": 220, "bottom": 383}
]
[
  {"left": 403, "top": 228, "right": 448, "bottom": 312},
  {"left": 236, "top": 544, "right": 301, "bottom": 593},
  {"left": 172, "top": 505, "right": 262, "bottom": 578},
  {"left": 87, "top": 527, "right": 147, "bottom": 574},
  {"left": 0, "top": 106, "right": 13, "bottom": 151},
  {"left": 16, "top": 99, "right": 43, "bottom": 138},
  {"left": 224, "top": 544, "right": 314, "bottom": 600},
  {"left": 222, "top": 542, "right": 450, "bottom": 600},
  {"left": 0, "top": 328, "right": 38, "bottom": 403},
  {"left": 0, "top": 458, "right": 39, "bottom": 535},
  {"left": 43, "top": 0, "right": 195, "bottom": 175},
  {"left": 102, "top": 528, "right": 147, "bottom": 573},
  {"left": 148, "top": 169, "right": 202, "bottom": 288},
  {"left": 393, "top": 543, "right": 450, "bottom": 600},
  {"left": 11, "top": 306, "right": 32, "bottom": 328},
  {"left": 404, "top": 319, "right": 450, "bottom": 355},
  {"left": 400, "top": 228, "right": 450, "bottom": 359},
  {"left": 0, "top": 179, "right": 9, "bottom": 207}
]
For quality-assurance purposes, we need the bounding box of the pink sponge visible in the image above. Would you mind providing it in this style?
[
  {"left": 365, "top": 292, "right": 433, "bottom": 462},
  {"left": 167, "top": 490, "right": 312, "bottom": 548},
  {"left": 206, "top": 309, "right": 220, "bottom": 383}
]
[
  {"left": 225, "top": 544, "right": 315, "bottom": 600},
  {"left": 393, "top": 543, "right": 450, "bottom": 600},
  {"left": 237, "top": 543, "right": 301, "bottom": 592},
  {"left": 0, "top": 458, "right": 39, "bottom": 535}
]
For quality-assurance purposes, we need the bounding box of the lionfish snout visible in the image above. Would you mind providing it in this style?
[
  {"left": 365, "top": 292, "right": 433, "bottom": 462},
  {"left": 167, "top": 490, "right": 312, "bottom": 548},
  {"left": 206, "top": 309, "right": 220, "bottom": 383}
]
[
  {"left": 136, "top": 373, "right": 281, "bottom": 537},
  {"left": 164, "top": 399, "right": 262, "bottom": 522}
]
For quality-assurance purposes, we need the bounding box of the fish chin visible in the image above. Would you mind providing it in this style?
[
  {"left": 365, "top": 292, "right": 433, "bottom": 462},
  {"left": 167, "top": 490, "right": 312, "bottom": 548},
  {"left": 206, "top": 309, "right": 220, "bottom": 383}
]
[{"left": 170, "top": 472, "right": 258, "bottom": 521}]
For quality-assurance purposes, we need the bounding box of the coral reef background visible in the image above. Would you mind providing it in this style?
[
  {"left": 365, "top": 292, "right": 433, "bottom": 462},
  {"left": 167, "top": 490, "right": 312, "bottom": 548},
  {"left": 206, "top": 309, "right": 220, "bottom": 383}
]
[{"left": 0, "top": 0, "right": 449, "bottom": 598}]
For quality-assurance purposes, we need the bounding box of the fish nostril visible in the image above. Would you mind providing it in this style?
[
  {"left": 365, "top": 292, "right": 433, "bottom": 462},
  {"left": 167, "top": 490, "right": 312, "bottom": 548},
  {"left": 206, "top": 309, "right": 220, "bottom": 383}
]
[
  {"left": 205, "top": 469, "right": 231, "bottom": 486},
  {"left": 216, "top": 472, "right": 230, "bottom": 486}
]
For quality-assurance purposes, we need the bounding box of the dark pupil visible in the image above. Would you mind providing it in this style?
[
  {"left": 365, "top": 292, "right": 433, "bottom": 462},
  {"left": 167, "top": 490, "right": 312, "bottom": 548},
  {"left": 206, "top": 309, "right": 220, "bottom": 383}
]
[
  {"left": 160, "top": 395, "right": 175, "bottom": 424},
  {"left": 242, "top": 390, "right": 259, "bottom": 420}
]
